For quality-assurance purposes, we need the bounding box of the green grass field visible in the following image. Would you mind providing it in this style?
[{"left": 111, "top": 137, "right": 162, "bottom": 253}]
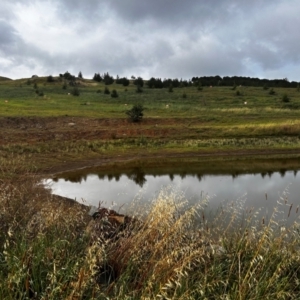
[
  {"left": 2, "top": 76, "right": 300, "bottom": 145},
  {"left": 1, "top": 76, "right": 300, "bottom": 119}
]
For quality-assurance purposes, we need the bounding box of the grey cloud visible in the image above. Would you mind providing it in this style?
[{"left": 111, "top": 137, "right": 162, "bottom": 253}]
[
  {"left": 158, "top": 46, "right": 246, "bottom": 79},
  {"left": 36, "top": 0, "right": 262, "bottom": 30},
  {"left": 242, "top": 2, "right": 300, "bottom": 72},
  {"left": 0, "top": 3, "right": 16, "bottom": 22},
  {"left": 0, "top": 21, "right": 18, "bottom": 49},
  {"left": 51, "top": 35, "right": 175, "bottom": 78},
  {"left": 1, "top": 0, "right": 300, "bottom": 80},
  {"left": 83, "top": 0, "right": 280, "bottom": 26}
]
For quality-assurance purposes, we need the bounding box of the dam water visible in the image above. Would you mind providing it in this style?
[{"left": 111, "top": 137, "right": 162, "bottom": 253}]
[{"left": 46, "top": 157, "right": 300, "bottom": 224}]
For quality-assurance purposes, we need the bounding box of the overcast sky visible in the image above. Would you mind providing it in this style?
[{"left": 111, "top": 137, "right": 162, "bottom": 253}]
[{"left": 1, "top": 0, "right": 300, "bottom": 81}]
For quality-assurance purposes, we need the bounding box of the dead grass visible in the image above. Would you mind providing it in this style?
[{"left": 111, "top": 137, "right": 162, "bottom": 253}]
[{"left": 1, "top": 175, "right": 300, "bottom": 298}]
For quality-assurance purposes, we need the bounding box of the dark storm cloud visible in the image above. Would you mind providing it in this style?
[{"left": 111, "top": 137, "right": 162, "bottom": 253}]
[
  {"left": 0, "top": 21, "right": 18, "bottom": 50},
  {"left": 56, "top": 0, "right": 279, "bottom": 27},
  {"left": 155, "top": 41, "right": 247, "bottom": 79},
  {"left": 0, "top": 0, "right": 300, "bottom": 80},
  {"left": 249, "top": 5, "right": 300, "bottom": 64}
]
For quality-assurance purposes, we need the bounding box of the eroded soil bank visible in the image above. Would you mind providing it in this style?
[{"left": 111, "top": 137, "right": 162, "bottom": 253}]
[{"left": 1, "top": 116, "right": 300, "bottom": 176}]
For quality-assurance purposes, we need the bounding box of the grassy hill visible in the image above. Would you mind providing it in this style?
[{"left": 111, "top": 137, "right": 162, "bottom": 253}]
[
  {"left": 0, "top": 76, "right": 12, "bottom": 81},
  {"left": 1, "top": 74, "right": 300, "bottom": 173}
]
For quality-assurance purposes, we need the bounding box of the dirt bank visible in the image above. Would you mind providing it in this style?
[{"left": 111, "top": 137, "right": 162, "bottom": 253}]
[{"left": 1, "top": 116, "right": 300, "bottom": 176}]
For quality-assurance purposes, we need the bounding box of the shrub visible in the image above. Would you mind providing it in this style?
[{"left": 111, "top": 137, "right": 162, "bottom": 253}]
[
  {"left": 96, "top": 89, "right": 101, "bottom": 93},
  {"left": 103, "top": 72, "right": 114, "bottom": 85},
  {"left": 47, "top": 75, "right": 54, "bottom": 83},
  {"left": 269, "top": 88, "right": 275, "bottom": 95},
  {"left": 116, "top": 77, "right": 130, "bottom": 86},
  {"left": 126, "top": 104, "right": 144, "bottom": 122},
  {"left": 62, "top": 83, "right": 67, "bottom": 90},
  {"left": 71, "top": 87, "right": 80, "bottom": 96},
  {"left": 134, "top": 77, "right": 144, "bottom": 87},
  {"left": 93, "top": 73, "right": 102, "bottom": 82},
  {"left": 282, "top": 94, "right": 290, "bottom": 102},
  {"left": 62, "top": 71, "right": 75, "bottom": 81},
  {"left": 182, "top": 93, "right": 187, "bottom": 98},
  {"left": 122, "top": 78, "right": 130, "bottom": 86},
  {"left": 136, "top": 85, "right": 143, "bottom": 93},
  {"left": 168, "top": 85, "right": 173, "bottom": 93},
  {"left": 104, "top": 87, "right": 110, "bottom": 94},
  {"left": 236, "top": 90, "right": 241, "bottom": 96},
  {"left": 111, "top": 89, "right": 118, "bottom": 98},
  {"left": 263, "top": 84, "right": 269, "bottom": 90}
]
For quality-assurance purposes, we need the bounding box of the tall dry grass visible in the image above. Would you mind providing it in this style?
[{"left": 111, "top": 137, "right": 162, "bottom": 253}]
[{"left": 0, "top": 173, "right": 300, "bottom": 299}]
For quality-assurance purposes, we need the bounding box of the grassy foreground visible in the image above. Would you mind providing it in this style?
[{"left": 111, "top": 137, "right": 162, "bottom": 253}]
[
  {"left": 1, "top": 76, "right": 300, "bottom": 298},
  {"left": 1, "top": 169, "right": 300, "bottom": 299}
]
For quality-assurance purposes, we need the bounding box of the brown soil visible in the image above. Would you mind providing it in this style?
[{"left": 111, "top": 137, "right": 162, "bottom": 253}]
[
  {"left": 0, "top": 116, "right": 192, "bottom": 144},
  {"left": 1, "top": 116, "right": 300, "bottom": 175}
]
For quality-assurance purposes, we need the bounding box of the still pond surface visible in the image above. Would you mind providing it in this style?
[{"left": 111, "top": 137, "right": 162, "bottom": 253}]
[{"left": 48, "top": 158, "right": 300, "bottom": 223}]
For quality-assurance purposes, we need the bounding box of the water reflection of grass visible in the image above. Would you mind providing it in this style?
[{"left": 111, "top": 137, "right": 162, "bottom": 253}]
[
  {"left": 1, "top": 174, "right": 299, "bottom": 298},
  {"left": 55, "top": 155, "right": 300, "bottom": 185}
]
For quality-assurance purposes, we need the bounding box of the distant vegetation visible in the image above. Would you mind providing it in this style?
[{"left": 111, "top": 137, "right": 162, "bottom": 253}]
[
  {"left": 0, "top": 76, "right": 12, "bottom": 81},
  {"left": 43, "top": 70, "right": 298, "bottom": 89},
  {"left": 2, "top": 71, "right": 298, "bottom": 88}
]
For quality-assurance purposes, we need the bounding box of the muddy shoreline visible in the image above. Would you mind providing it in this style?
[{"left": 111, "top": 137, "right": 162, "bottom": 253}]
[
  {"left": 46, "top": 148, "right": 300, "bottom": 177},
  {"left": 1, "top": 116, "right": 300, "bottom": 177}
]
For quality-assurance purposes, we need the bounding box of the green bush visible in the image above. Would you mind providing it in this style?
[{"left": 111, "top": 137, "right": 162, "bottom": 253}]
[
  {"left": 282, "top": 94, "right": 290, "bottom": 102},
  {"left": 71, "top": 87, "right": 80, "bottom": 96},
  {"left": 126, "top": 104, "right": 144, "bottom": 122},
  {"left": 111, "top": 89, "right": 118, "bottom": 98},
  {"left": 136, "top": 85, "right": 143, "bottom": 93},
  {"left": 134, "top": 77, "right": 144, "bottom": 87},
  {"left": 269, "top": 88, "right": 275, "bottom": 95},
  {"left": 47, "top": 75, "right": 54, "bottom": 83},
  {"left": 104, "top": 87, "right": 110, "bottom": 95}
]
